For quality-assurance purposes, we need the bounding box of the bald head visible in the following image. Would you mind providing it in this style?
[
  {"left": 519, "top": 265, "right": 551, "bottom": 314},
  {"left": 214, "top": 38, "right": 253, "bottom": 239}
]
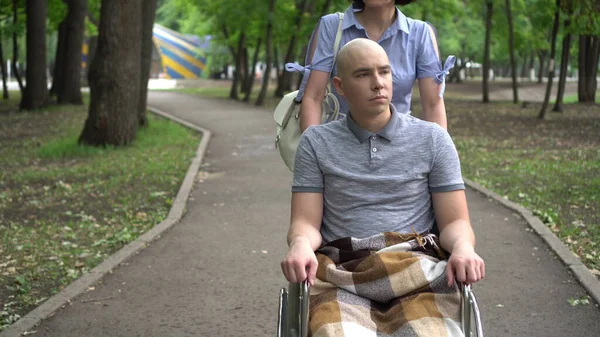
[{"left": 336, "top": 38, "right": 389, "bottom": 78}]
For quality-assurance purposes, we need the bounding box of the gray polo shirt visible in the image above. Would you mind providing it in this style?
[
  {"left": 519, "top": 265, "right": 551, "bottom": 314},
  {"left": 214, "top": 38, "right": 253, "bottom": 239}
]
[{"left": 292, "top": 105, "right": 464, "bottom": 243}]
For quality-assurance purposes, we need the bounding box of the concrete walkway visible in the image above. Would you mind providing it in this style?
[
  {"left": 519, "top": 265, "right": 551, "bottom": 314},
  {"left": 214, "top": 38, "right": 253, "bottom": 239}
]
[{"left": 11, "top": 92, "right": 600, "bottom": 336}]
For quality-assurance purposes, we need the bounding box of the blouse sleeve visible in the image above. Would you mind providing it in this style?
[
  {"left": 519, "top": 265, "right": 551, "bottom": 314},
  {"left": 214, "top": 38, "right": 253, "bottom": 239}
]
[
  {"left": 416, "top": 22, "right": 456, "bottom": 97},
  {"left": 294, "top": 14, "right": 339, "bottom": 102}
]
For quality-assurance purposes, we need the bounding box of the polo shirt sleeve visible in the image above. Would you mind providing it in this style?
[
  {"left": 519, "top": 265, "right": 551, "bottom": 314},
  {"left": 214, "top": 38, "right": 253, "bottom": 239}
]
[
  {"left": 292, "top": 127, "right": 324, "bottom": 193},
  {"left": 429, "top": 127, "right": 465, "bottom": 193},
  {"left": 416, "top": 21, "right": 442, "bottom": 79}
]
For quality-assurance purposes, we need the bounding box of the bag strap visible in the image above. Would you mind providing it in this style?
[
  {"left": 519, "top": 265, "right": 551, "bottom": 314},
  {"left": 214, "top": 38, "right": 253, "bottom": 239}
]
[{"left": 326, "top": 12, "right": 345, "bottom": 93}]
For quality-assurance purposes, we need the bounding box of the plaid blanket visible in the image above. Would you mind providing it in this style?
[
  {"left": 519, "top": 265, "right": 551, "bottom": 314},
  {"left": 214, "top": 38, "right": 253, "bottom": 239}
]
[{"left": 309, "top": 232, "right": 463, "bottom": 337}]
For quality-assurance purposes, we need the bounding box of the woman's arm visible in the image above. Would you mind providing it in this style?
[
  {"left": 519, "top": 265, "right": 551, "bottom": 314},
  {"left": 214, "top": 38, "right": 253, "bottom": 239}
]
[
  {"left": 299, "top": 70, "right": 330, "bottom": 132},
  {"left": 418, "top": 77, "right": 448, "bottom": 129}
]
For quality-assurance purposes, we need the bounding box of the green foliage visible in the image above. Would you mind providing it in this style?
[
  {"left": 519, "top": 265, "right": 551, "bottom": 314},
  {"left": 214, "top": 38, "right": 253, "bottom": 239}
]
[{"left": 47, "top": 0, "right": 67, "bottom": 31}]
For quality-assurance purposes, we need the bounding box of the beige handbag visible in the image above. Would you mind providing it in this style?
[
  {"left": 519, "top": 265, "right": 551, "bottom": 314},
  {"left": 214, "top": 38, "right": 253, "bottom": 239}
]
[{"left": 273, "top": 12, "right": 344, "bottom": 172}]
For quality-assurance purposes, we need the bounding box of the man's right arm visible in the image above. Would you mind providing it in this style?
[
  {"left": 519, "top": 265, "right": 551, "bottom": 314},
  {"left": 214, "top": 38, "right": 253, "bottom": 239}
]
[
  {"left": 282, "top": 192, "right": 323, "bottom": 285},
  {"left": 282, "top": 127, "right": 324, "bottom": 285}
]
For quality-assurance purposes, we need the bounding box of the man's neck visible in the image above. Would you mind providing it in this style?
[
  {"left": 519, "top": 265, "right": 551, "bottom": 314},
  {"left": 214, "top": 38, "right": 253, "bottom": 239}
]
[{"left": 350, "top": 109, "right": 392, "bottom": 134}]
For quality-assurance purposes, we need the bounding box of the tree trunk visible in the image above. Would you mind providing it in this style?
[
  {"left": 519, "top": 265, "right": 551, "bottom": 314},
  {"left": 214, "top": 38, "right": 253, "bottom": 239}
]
[
  {"left": 58, "top": 0, "right": 87, "bottom": 105},
  {"left": 138, "top": 0, "right": 158, "bottom": 127},
  {"left": 243, "top": 38, "right": 262, "bottom": 102},
  {"left": 537, "top": 51, "right": 546, "bottom": 84},
  {"left": 20, "top": 0, "right": 49, "bottom": 110},
  {"left": 86, "top": 35, "right": 97, "bottom": 84},
  {"left": 482, "top": 0, "right": 493, "bottom": 103},
  {"left": 553, "top": 18, "right": 572, "bottom": 112},
  {"left": 256, "top": 0, "right": 276, "bottom": 106},
  {"left": 85, "top": 11, "right": 99, "bottom": 86},
  {"left": 12, "top": 0, "right": 23, "bottom": 94},
  {"left": 79, "top": 0, "right": 142, "bottom": 146},
  {"left": 528, "top": 51, "right": 535, "bottom": 81},
  {"left": 0, "top": 38, "right": 8, "bottom": 99},
  {"left": 275, "top": 0, "right": 310, "bottom": 98},
  {"left": 505, "top": 0, "right": 518, "bottom": 103},
  {"left": 240, "top": 46, "right": 249, "bottom": 94},
  {"left": 520, "top": 52, "right": 528, "bottom": 79},
  {"left": 273, "top": 45, "right": 281, "bottom": 93},
  {"left": 538, "top": 0, "right": 561, "bottom": 119},
  {"left": 229, "top": 32, "right": 245, "bottom": 100},
  {"left": 50, "top": 21, "right": 67, "bottom": 97},
  {"left": 578, "top": 35, "right": 600, "bottom": 103}
]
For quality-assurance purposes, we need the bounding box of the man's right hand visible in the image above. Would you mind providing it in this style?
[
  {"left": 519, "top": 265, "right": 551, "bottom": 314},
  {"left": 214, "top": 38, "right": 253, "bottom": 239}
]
[{"left": 281, "top": 237, "right": 319, "bottom": 285}]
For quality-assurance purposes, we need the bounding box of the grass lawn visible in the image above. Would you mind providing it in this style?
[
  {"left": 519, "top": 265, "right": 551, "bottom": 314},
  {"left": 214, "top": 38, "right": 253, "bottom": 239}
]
[
  {"left": 179, "top": 85, "right": 600, "bottom": 278},
  {"left": 416, "top": 100, "right": 599, "bottom": 276},
  {"left": 0, "top": 94, "right": 201, "bottom": 331},
  {"left": 559, "top": 92, "right": 600, "bottom": 104}
]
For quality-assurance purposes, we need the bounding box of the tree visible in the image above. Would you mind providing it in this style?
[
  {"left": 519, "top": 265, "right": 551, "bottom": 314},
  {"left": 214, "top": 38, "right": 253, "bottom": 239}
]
[
  {"left": 553, "top": 0, "right": 573, "bottom": 112},
  {"left": 256, "top": 0, "right": 276, "bottom": 106},
  {"left": 578, "top": 36, "right": 600, "bottom": 103},
  {"left": 138, "top": 0, "right": 158, "bottom": 127},
  {"left": 79, "top": 0, "right": 142, "bottom": 146},
  {"left": 11, "top": 0, "right": 23, "bottom": 95},
  {"left": 57, "top": 0, "right": 87, "bottom": 105},
  {"left": 539, "top": 0, "right": 561, "bottom": 119},
  {"left": 482, "top": 0, "right": 494, "bottom": 103},
  {"left": 243, "top": 37, "right": 262, "bottom": 102},
  {"left": 0, "top": 37, "right": 8, "bottom": 99},
  {"left": 50, "top": 20, "right": 67, "bottom": 97},
  {"left": 229, "top": 32, "right": 245, "bottom": 99},
  {"left": 20, "top": 0, "right": 49, "bottom": 110},
  {"left": 505, "top": 0, "right": 519, "bottom": 103},
  {"left": 573, "top": 0, "right": 600, "bottom": 103}
]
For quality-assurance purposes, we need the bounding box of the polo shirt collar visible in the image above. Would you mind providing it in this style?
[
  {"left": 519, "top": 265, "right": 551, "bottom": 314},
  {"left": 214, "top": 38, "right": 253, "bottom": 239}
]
[
  {"left": 343, "top": 6, "right": 410, "bottom": 35},
  {"left": 346, "top": 105, "right": 400, "bottom": 143}
]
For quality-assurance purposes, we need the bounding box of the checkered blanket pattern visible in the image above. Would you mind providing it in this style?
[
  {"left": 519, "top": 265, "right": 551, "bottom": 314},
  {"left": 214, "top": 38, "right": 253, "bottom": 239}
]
[{"left": 309, "top": 232, "right": 463, "bottom": 337}]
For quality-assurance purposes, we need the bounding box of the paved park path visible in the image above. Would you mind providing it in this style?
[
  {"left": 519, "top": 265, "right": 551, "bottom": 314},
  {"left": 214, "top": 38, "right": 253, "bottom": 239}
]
[{"left": 21, "top": 92, "right": 600, "bottom": 336}]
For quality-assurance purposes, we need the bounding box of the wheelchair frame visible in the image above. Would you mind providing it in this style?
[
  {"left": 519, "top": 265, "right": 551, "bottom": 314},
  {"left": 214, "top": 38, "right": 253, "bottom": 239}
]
[{"left": 277, "top": 280, "right": 483, "bottom": 337}]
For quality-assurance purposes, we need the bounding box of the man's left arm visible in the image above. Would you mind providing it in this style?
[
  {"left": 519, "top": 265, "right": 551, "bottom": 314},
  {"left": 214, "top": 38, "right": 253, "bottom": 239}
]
[
  {"left": 429, "top": 127, "right": 485, "bottom": 286},
  {"left": 433, "top": 190, "right": 485, "bottom": 286}
]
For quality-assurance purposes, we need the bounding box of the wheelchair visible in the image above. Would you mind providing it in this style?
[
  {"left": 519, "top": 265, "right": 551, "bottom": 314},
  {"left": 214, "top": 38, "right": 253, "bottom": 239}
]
[{"left": 277, "top": 280, "right": 483, "bottom": 337}]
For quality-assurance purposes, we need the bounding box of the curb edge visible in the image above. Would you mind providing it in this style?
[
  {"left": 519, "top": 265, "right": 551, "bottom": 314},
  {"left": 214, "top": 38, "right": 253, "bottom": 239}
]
[{"left": 464, "top": 178, "right": 600, "bottom": 306}]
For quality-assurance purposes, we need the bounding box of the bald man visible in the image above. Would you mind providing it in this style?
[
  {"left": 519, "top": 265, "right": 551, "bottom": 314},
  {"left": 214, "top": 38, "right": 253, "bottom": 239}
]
[{"left": 281, "top": 39, "right": 484, "bottom": 336}]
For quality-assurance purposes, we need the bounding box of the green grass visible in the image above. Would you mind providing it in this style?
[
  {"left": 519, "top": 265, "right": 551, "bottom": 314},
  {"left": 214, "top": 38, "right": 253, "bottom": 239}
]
[
  {"left": 439, "top": 100, "right": 600, "bottom": 274},
  {"left": 559, "top": 92, "right": 600, "bottom": 104},
  {"left": 173, "top": 86, "right": 232, "bottom": 99},
  {"left": 0, "top": 96, "right": 201, "bottom": 331}
]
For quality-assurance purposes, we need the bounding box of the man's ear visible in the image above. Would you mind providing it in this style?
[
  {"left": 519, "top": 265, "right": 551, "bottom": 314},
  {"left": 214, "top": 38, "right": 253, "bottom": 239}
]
[{"left": 332, "top": 76, "right": 344, "bottom": 96}]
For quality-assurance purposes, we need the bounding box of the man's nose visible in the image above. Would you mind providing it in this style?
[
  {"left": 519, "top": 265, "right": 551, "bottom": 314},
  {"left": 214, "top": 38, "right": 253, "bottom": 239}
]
[{"left": 372, "top": 74, "right": 384, "bottom": 90}]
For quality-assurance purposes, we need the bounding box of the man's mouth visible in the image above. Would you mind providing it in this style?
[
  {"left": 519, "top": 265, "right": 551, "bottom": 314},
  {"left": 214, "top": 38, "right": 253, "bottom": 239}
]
[{"left": 370, "top": 95, "right": 387, "bottom": 101}]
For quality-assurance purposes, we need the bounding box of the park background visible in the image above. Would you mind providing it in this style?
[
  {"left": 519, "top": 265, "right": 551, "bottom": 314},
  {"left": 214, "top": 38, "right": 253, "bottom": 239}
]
[{"left": 0, "top": 0, "right": 599, "bottom": 332}]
